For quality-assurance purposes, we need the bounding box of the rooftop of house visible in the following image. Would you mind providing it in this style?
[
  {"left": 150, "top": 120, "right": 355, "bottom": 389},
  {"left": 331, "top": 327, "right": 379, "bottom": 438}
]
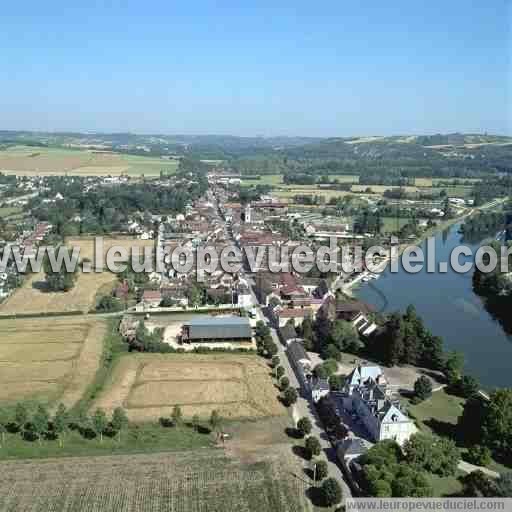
[
  {"left": 278, "top": 308, "right": 312, "bottom": 318},
  {"left": 142, "top": 290, "right": 162, "bottom": 300},
  {"left": 346, "top": 364, "right": 385, "bottom": 388},
  {"left": 336, "top": 301, "right": 375, "bottom": 315}
]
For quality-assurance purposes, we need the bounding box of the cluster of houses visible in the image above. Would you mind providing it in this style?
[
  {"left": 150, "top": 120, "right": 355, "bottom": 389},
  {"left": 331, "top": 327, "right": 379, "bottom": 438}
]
[{"left": 286, "top": 335, "right": 417, "bottom": 461}]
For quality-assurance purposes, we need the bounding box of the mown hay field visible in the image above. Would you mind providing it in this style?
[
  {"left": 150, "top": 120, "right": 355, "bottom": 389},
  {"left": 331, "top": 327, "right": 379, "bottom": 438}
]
[
  {"left": 0, "top": 237, "right": 153, "bottom": 315},
  {"left": 0, "top": 271, "right": 116, "bottom": 315},
  {"left": 0, "top": 449, "right": 311, "bottom": 512},
  {"left": 93, "top": 353, "right": 286, "bottom": 422},
  {"left": 0, "top": 146, "right": 178, "bottom": 176},
  {"left": 0, "top": 316, "right": 106, "bottom": 407}
]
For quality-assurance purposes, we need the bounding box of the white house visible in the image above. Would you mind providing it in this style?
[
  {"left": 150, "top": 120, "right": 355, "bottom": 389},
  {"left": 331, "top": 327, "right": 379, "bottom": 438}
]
[{"left": 343, "top": 365, "right": 417, "bottom": 446}]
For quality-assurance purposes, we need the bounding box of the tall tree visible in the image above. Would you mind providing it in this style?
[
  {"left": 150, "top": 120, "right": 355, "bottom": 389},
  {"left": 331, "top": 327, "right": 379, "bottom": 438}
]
[
  {"left": 14, "top": 403, "right": 28, "bottom": 430},
  {"left": 53, "top": 403, "right": 69, "bottom": 448},
  {"left": 321, "top": 478, "right": 343, "bottom": 507},
  {"left": 32, "top": 405, "right": 49, "bottom": 445},
  {"left": 210, "top": 410, "right": 222, "bottom": 440},
  {"left": 0, "top": 408, "right": 8, "bottom": 446},
  {"left": 92, "top": 408, "right": 108, "bottom": 443},
  {"left": 111, "top": 407, "right": 129, "bottom": 442},
  {"left": 171, "top": 405, "right": 183, "bottom": 427}
]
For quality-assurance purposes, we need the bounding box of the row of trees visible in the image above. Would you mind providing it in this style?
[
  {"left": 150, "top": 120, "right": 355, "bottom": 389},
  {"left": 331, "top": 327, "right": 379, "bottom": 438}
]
[
  {"left": 162, "top": 405, "right": 224, "bottom": 440},
  {"left": 269, "top": 352, "right": 298, "bottom": 407},
  {"left": 0, "top": 403, "right": 128, "bottom": 446}
]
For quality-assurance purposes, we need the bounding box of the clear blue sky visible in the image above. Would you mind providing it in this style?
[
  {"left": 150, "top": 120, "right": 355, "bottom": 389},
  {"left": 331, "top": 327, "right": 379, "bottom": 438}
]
[{"left": 1, "top": 2, "right": 510, "bottom": 136}]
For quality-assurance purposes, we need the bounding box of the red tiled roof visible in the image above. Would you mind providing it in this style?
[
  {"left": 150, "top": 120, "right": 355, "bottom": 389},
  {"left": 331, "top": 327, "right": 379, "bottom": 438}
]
[{"left": 142, "top": 290, "right": 162, "bottom": 300}]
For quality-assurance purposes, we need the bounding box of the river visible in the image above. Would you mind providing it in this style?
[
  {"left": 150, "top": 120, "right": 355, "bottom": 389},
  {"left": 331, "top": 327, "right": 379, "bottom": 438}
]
[{"left": 355, "top": 223, "right": 512, "bottom": 390}]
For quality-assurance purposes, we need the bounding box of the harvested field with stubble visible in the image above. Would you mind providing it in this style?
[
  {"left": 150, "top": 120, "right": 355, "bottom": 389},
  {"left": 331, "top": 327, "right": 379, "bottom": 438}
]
[
  {"left": 0, "top": 270, "right": 116, "bottom": 315},
  {"left": 0, "top": 237, "right": 153, "bottom": 316},
  {"left": 0, "top": 448, "right": 311, "bottom": 512},
  {"left": 0, "top": 316, "right": 106, "bottom": 407},
  {"left": 0, "top": 146, "right": 178, "bottom": 176},
  {"left": 93, "top": 354, "right": 286, "bottom": 422}
]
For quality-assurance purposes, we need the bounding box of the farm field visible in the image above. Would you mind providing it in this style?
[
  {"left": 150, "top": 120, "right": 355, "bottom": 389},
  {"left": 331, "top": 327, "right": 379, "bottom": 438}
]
[
  {"left": 241, "top": 174, "right": 359, "bottom": 187},
  {"left": 93, "top": 353, "right": 286, "bottom": 422},
  {"left": 0, "top": 145, "right": 178, "bottom": 176},
  {"left": 0, "top": 316, "right": 106, "bottom": 407},
  {"left": 351, "top": 184, "right": 421, "bottom": 194},
  {"left": 0, "top": 448, "right": 311, "bottom": 512},
  {"left": 0, "top": 270, "right": 116, "bottom": 315},
  {"left": 274, "top": 189, "right": 352, "bottom": 201},
  {"left": 0, "top": 237, "right": 153, "bottom": 315}
]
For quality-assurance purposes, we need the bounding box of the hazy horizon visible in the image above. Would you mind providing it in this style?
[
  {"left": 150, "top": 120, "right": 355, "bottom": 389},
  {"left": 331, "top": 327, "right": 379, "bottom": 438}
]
[
  {"left": 2, "top": 2, "right": 510, "bottom": 136},
  {"left": 0, "top": 129, "right": 511, "bottom": 140}
]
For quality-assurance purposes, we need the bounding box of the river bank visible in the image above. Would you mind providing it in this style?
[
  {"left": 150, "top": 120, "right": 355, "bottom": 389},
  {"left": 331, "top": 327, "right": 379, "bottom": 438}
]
[{"left": 355, "top": 222, "right": 512, "bottom": 389}]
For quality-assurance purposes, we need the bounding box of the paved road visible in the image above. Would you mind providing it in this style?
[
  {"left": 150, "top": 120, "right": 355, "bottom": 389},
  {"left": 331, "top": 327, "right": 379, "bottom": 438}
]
[
  {"left": 245, "top": 277, "right": 355, "bottom": 505},
  {"left": 458, "top": 460, "right": 499, "bottom": 479}
]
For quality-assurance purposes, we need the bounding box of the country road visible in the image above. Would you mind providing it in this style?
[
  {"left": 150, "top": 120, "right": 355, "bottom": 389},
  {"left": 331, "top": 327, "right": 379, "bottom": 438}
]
[{"left": 245, "top": 277, "right": 355, "bottom": 506}]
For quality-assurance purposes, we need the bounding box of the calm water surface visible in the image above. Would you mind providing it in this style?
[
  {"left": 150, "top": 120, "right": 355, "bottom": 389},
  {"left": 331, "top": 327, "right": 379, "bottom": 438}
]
[{"left": 356, "top": 223, "right": 512, "bottom": 389}]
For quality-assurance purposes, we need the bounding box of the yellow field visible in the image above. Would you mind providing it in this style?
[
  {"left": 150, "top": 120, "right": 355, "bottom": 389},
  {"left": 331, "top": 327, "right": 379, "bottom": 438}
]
[
  {"left": 350, "top": 184, "right": 421, "bottom": 193},
  {"left": 414, "top": 178, "right": 433, "bottom": 187},
  {"left": 93, "top": 354, "right": 286, "bottom": 422},
  {"left": 0, "top": 237, "right": 154, "bottom": 315},
  {"left": 0, "top": 317, "right": 106, "bottom": 406},
  {"left": 0, "top": 271, "right": 115, "bottom": 315},
  {"left": 0, "top": 146, "right": 178, "bottom": 176},
  {"left": 274, "top": 189, "right": 352, "bottom": 200}
]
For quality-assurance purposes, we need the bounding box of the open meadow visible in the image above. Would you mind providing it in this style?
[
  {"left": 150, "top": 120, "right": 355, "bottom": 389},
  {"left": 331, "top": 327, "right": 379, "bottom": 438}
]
[
  {"left": 93, "top": 353, "right": 286, "bottom": 422},
  {"left": 0, "top": 146, "right": 178, "bottom": 177},
  {"left": 0, "top": 448, "right": 311, "bottom": 512},
  {"left": 0, "top": 316, "right": 106, "bottom": 407}
]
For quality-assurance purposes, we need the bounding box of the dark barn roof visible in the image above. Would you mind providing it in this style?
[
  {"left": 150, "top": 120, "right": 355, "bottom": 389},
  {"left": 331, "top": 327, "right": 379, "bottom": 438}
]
[{"left": 184, "top": 316, "right": 252, "bottom": 340}]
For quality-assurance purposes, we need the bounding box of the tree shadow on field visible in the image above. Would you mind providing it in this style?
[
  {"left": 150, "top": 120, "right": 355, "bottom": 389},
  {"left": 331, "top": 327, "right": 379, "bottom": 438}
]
[
  {"left": 6, "top": 422, "right": 20, "bottom": 434},
  {"left": 79, "top": 427, "right": 97, "bottom": 440},
  {"left": 159, "top": 417, "right": 174, "bottom": 428},
  {"left": 424, "top": 418, "right": 458, "bottom": 439},
  {"left": 104, "top": 424, "right": 117, "bottom": 439},
  {"left": 21, "top": 429, "right": 38, "bottom": 442},
  {"left": 303, "top": 467, "right": 315, "bottom": 480},
  {"left": 305, "top": 486, "right": 324, "bottom": 508},
  {"left": 285, "top": 427, "right": 303, "bottom": 440},
  {"left": 44, "top": 431, "right": 58, "bottom": 441},
  {"left": 292, "top": 444, "right": 308, "bottom": 460}
]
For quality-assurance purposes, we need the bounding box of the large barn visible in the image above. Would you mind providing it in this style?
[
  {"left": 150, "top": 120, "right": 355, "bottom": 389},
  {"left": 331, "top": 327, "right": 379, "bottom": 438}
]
[{"left": 180, "top": 316, "right": 252, "bottom": 342}]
